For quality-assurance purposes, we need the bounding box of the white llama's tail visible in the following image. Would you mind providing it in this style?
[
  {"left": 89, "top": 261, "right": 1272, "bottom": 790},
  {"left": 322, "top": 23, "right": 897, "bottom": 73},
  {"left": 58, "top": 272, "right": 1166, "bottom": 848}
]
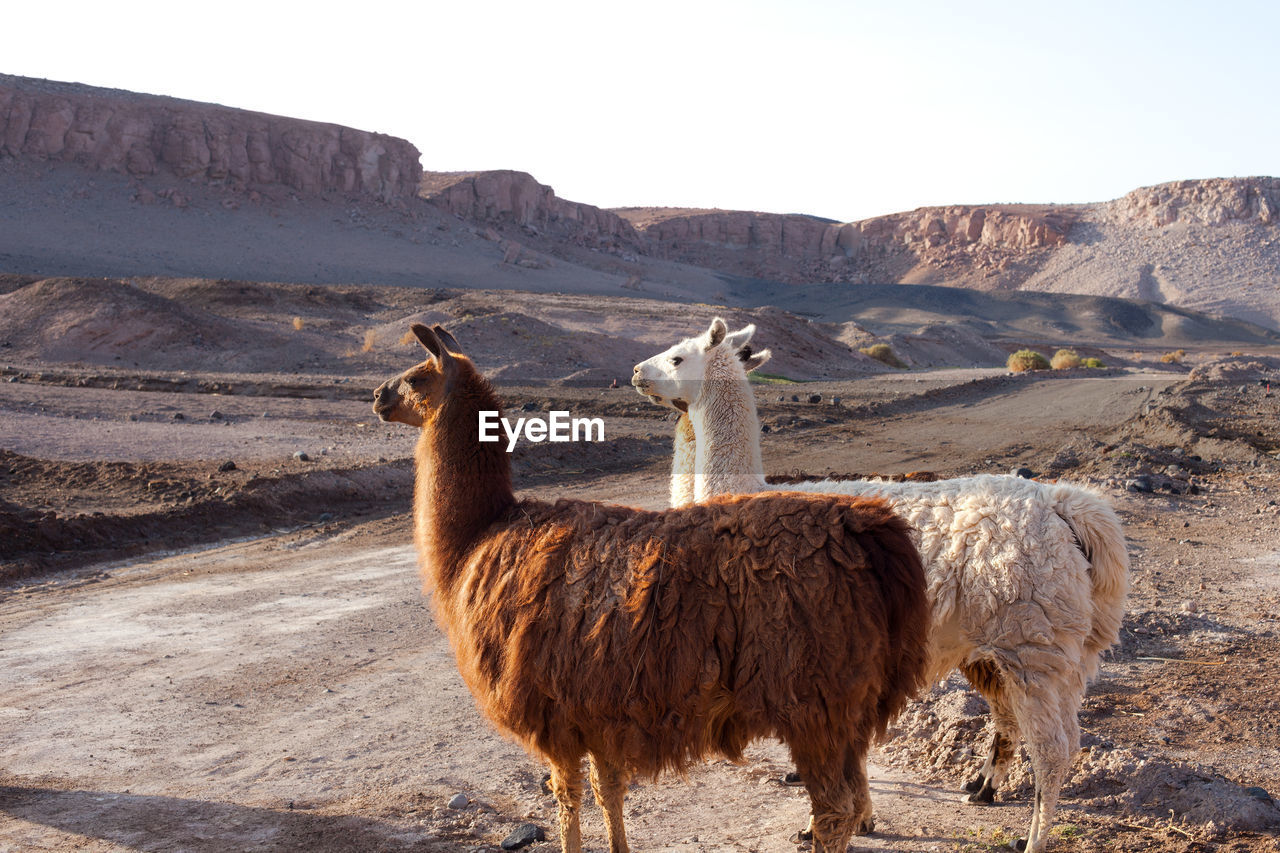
[{"left": 1048, "top": 483, "right": 1130, "bottom": 679}]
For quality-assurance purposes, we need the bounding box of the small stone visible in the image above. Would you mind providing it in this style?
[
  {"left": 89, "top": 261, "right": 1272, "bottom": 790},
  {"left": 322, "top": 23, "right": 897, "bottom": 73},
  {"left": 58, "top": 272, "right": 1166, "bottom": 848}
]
[
  {"left": 760, "top": 424, "right": 771, "bottom": 434},
  {"left": 1012, "top": 467, "right": 1035, "bottom": 479},
  {"left": 1244, "top": 786, "right": 1273, "bottom": 803},
  {"left": 830, "top": 396, "right": 842, "bottom": 406},
  {"left": 293, "top": 451, "right": 310, "bottom": 462},
  {"left": 521, "top": 401, "right": 538, "bottom": 412},
  {"left": 210, "top": 410, "right": 224, "bottom": 420},
  {"left": 790, "top": 395, "right": 800, "bottom": 402},
  {"left": 500, "top": 823, "right": 545, "bottom": 850},
  {"left": 172, "top": 412, "right": 185, "bottom": 421},
  {"left": 807, "top": 394, "right": 822, "bottom": 404},
  {"left": 1179, "top": 599, "right": 1198, "bottom": 614},
  {"left": 447, "top": 793, "right": 469, "bottom": 809},
  {"left": 218, "top": 461, "right": 237, "bottom": 472},
  {"left": 1126, "top": 476, "right": 1154, "bottom": 493}
]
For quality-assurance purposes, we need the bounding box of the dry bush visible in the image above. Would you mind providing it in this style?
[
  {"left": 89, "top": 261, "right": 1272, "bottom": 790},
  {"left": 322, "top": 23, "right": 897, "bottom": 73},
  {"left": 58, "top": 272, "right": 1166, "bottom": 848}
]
[
  {"left": 399, "top": 331, "right": 416, "bottom": 346},
  {"left": 362, "top": 329, "right": 378, "bottom": 353},
  {"left": 1007, "top": 349, "right": 1050, "bottom": 372},
  {"left": 292, "top": 316, "right": 305, "bottom": 331},
  {"left": 1051, "top": 349, "right": 1083, "bottom": 370},
  {"left": 860, "top": 343, "right": 906, "bottom": 369},
  {"left": 1160, "top": 349, "right": 1187, "bottom": 364},
  {"left": 1081, "top": 357, "right": 1106, "bottom": 368}
]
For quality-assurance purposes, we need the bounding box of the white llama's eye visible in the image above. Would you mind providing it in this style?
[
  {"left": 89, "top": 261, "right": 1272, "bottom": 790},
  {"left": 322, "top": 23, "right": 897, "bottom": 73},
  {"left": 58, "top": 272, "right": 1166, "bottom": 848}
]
[{"left": 671, "top": 356, "right": 683, "bottom": 366}]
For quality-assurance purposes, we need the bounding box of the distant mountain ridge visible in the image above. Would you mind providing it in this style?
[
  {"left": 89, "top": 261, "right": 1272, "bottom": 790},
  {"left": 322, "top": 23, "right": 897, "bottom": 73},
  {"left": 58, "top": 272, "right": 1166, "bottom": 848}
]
[{"left": 3, "top": 73, "right": 1279, "bottom": 332}]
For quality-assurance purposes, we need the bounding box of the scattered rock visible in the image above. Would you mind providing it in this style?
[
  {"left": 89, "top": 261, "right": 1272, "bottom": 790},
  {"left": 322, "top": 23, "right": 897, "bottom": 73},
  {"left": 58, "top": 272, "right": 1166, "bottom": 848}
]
[
  {"left": 1126, "top": 475, "right": 1155, "bottom": 493},
  {"left": 500, "top": 823, "right": 544, "bottom": 850},
  {"left": 171, "top": 412, "right": 185, "bottom": 421},
  {"left": 447, "top": 792, "right": 469, "bottom": 810},
  {"left": 210, "top": 410, "right": 224, "bottom": 420},
  {"left": 790, "top": 395, "right": 800, "bottom": 403},
  {"left": 218, "top": 461, "right": 237, "bottom": 472},
  {"left": 292, "top": 451, "right": 310, "bottom": 462},
  {"left": 1012, "top": 467, "right": 1035, "bottom": 479},
  {"left": 1244, "top": 786, "right": 1274, "bottom": 804},
  {"left": 807, "top": 394, "right": 822, "bottom": 404}
]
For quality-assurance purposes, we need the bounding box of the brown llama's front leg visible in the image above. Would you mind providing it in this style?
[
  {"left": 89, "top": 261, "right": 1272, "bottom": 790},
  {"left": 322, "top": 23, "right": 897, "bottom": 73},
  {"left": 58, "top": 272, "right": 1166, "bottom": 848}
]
[
  {"left": 547, "top": 759, "right": 584, "bottom": 853},
  {"left": 588, "top": 753, "right": 632, "bottom": 853}
]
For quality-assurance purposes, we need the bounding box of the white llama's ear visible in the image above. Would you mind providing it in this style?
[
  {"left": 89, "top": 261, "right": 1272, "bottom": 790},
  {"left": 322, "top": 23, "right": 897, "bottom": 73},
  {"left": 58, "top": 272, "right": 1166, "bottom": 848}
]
[
  {"left": 705, "top": 317, "right": 728, "bottom": 350},
  {"left": 724, "top": 324, "right": 755, "bottom": 352},
  {"left": 741, "top": 347, "right": 771, "bottom": 373}
]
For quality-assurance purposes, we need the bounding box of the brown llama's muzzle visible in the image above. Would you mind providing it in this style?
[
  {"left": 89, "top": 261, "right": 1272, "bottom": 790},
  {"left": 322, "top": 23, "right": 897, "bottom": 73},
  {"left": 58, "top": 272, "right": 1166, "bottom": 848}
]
[{"left": 372, "top": 381, "right": 398, "bottom": 421}]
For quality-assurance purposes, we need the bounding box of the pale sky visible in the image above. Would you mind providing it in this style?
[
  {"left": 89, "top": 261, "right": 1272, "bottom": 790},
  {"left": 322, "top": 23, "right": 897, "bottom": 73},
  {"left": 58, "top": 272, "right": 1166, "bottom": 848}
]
[{"left": 7, "top": 0, "right": 1278, "bottom": 222}]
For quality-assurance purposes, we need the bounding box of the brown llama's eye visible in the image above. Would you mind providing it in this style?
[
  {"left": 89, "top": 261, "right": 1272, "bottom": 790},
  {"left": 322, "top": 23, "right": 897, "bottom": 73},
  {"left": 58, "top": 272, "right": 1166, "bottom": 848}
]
[{"left": 672, "top": 356, "right": 683, "bottom": 366}]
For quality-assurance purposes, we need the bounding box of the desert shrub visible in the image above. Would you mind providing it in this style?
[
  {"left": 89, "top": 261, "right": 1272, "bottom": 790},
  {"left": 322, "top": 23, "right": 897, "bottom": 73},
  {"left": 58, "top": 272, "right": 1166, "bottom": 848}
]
[
  {"left": 1050, "top": 348, "right": 1083, "bottom": 370},
  {"left": 1160, "top": 349, "right": 1187, "bottom": 364},
  {"left": 399, "top": 331, "right": 417, "bottom": 346},
  {"left": 860, "top": 343, "right": 907, "bottom": 369},
  {"left": 292, "top": 316, "right": 305, "bottom": 331},
  {"left": 1081, "top": 357, "right": 1106, "bottom": 368},
  {"left": 1007, "top": 349, "right": 1050, "bottom": 372},
  {"left": 362, "top": 329, "right": 378, "bottom": 353}
]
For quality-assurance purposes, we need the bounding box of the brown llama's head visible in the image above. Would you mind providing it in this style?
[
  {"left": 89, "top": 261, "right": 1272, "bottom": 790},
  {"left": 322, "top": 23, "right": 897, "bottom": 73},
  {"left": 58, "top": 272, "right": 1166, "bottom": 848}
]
[{"left": 372, "top": 323, "right": 466, "bottom": 427}]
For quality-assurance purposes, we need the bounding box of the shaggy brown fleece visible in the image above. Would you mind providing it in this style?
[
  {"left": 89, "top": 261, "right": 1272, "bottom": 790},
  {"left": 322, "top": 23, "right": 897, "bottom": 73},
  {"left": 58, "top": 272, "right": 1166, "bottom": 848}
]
[{"left": 374, "top": 324, "right": 930, "bottom": 853}]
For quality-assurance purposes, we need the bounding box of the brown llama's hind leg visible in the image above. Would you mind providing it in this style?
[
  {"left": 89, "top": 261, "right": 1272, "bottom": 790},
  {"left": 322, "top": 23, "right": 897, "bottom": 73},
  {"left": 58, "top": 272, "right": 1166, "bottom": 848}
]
[
  {"left": 960, "top": 660, "right": 1021, "bottom": 804},
  {"left": 588, "top": 753, "right": 631, "bottom": 853},
  {"left": 790, "top": 741, "right": 862, "bottom": 853},
  {"left": 547, "top": 759, "right": 585, "bottom": 853}
]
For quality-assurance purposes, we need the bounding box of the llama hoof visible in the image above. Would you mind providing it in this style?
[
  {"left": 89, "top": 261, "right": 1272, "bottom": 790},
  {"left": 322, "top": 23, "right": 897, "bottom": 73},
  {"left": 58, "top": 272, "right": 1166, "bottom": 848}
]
[
  {"left": 1010, "top": 838, "right": 1027, "bottom": 851},
  {"left": 963, "top": 775, "right": 984, "bottom": 794},
  {"left": 539, "top": 772, "right": 552, "bottom": 795},
  {"left": 854, "top": 815, "right": 875, "bottom": 835},
  {"left": 781, "top": 771, "right": 805, "bottom": 786},
  {"left": 965, "top": 783, "right": 996, "bottom": 804},
  {"left": 792, "top": 826, "right": 813, "bottom": 842}
]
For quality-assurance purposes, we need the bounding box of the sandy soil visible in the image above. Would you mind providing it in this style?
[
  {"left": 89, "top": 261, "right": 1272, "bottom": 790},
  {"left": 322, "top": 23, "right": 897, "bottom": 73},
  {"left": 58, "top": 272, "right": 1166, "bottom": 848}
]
[{"left": 5, "top": 342, "right": 1280, "bottom": 852}]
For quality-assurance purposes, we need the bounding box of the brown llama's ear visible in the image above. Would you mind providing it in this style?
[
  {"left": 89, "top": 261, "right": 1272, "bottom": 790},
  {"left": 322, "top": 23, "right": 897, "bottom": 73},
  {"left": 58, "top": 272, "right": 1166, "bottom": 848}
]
[
  {"left": 705, "top": 317, "right": 728, "bottom": 350},
  {"left": 431, "top": 324, "right": 463, "bottom": 353},
  {"left": 411, "top": 323, "right": 446, "bottom": 358},
  {"left": 411, "top": 324, "right": 457, "bottom": 376}
]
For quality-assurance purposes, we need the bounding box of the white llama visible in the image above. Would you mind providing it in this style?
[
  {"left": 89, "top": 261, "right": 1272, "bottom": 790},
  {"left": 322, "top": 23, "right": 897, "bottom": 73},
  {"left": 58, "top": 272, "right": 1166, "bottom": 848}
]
[{"left": 632, "top": 318, "right": 1130, "bottom": 853}]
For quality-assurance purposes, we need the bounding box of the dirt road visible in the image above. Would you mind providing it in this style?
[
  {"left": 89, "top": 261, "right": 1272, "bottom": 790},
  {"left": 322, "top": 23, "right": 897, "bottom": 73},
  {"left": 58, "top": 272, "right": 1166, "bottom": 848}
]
[{"left": 4, "top": 365, "right": 1280, "bottom": 852}]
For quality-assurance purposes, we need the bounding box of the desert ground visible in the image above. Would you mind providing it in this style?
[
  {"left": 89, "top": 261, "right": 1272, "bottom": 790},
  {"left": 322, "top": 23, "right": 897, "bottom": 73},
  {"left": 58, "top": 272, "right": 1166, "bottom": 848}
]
[{"left": 3, "top": 282, "right": 1280, "bottom": 852}]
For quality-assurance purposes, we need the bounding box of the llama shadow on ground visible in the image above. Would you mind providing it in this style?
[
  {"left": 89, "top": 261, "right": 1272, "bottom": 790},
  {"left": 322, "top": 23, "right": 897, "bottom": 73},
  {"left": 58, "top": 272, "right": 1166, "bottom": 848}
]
[{"left": 0, "top": 785, "right": 464, "bottom": 852}]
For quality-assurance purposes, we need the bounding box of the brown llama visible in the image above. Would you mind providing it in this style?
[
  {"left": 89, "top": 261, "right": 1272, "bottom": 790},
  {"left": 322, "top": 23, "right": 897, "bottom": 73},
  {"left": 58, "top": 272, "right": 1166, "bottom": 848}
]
[{"left": 373, "top": 323, "right": 931, "bottom": 853}]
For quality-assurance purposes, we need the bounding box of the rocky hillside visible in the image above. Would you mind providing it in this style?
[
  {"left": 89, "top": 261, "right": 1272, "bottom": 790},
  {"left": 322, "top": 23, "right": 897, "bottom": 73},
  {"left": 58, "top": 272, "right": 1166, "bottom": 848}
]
[
  {"left": 443, "top": 170, "right": 1280, "bottom": 329},
  {"left": 0, "top": 74, "right": 421, "bottom": 201},
  {"left": 4, "top": 73, "right": 1280, "bottom": 333}
]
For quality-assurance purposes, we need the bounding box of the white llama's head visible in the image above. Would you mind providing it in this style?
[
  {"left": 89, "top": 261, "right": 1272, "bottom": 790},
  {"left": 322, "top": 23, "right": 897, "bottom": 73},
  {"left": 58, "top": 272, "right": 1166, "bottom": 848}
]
[{"left": 631, "top": 318, "right": 770, "bottom": 412}]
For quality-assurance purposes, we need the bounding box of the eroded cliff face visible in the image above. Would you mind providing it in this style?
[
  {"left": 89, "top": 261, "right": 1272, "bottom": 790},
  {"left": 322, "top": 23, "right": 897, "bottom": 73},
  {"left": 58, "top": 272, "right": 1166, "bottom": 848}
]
[
  {"left": 1105, "top": 177, "right": 1280, "bottom": 227},
  {"left": 605, "top": 204, "right": 1079, "bottom": 285},
  {"left": 420, "top": 170, "right": 640, "bottom": 248},
  {"left": 0, "top": 74, "right": 421, "bottom": 202}
]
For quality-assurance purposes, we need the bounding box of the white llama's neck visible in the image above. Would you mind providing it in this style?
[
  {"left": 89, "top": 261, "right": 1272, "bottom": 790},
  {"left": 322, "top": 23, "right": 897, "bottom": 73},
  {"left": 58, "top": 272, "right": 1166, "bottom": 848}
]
[
  {"left": 670, "top": 413, "right": 697, "bottom": 507},
  {"left": 689, "top": 350, "right": 767, "bottom": 502}
]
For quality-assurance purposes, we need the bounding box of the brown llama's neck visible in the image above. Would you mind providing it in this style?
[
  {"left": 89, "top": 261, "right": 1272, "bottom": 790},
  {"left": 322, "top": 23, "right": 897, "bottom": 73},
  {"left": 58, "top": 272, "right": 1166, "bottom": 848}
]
[{"left": 414, "top": 370, "right": 515, "bottom": 587}]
